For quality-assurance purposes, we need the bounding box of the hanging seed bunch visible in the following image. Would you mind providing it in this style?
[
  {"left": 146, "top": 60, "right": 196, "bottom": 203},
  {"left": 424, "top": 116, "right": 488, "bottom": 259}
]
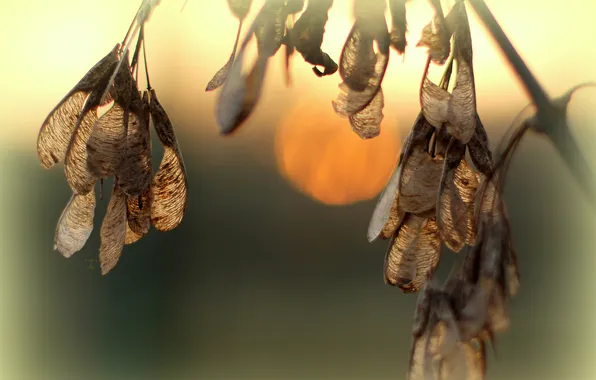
[
  {"left": 36, "top": 0, "right": 188, "bottom": 275},
  {"left": 36, "top": 0, "right": 596, "bottom": 377},
  {"left": 208, "top": 0, "right": 339, "bottom": 135},
  {"left": 207, "top": 0, "right": 408, "bottom": 139},
  {"left": 366, "top": 1, "right": 522, "bottom": 378}
]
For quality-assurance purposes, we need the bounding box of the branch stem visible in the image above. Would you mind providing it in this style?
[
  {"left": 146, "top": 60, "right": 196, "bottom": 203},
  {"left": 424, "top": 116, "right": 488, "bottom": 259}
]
[{"left": 467, "top": 0, "right": 555, "bottom": 117}]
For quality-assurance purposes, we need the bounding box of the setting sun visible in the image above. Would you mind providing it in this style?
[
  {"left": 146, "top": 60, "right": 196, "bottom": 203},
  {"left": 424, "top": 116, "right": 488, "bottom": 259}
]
[{"left": 275, "top": 97, "right": 401, "bottom": 206}]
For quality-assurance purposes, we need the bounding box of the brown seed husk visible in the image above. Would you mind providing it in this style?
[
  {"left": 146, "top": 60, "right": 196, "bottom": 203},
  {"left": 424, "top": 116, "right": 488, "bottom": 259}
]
[
  {"left": 54, "top": 188, "right": 96, "bottom": 258},
  {"left": 99, "top": 184, "right": 127, "bottom": 275}
]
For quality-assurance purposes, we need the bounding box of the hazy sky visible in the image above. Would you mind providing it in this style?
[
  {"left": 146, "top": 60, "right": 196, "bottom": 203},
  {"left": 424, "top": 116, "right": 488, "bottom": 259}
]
[
  {"left": 1, "top": 2, "right": 596, "bottom": 379},
  {"left": 2, "top": 0, "right": 595, "bottom": 146}
]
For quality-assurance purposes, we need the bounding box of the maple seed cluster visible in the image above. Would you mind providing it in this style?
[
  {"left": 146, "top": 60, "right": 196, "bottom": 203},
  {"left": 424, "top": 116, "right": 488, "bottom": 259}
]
[
  {"left": 362, "top": 1, "right": 519, "bottom": 378},
  {"left": 205, "top": 0, "right": 522, "bottom": 377},
  {"left": 36, "top": 0, "right": 596, "bottom": 378},
  {"left": 36, "top": 1, "right": 187, "bottom": 275},
  {"left": 207, "top": 0, "right": 339, "bottom": 134}
]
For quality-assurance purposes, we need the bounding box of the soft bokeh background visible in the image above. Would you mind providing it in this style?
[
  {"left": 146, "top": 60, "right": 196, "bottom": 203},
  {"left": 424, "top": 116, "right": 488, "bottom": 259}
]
[{"left": 1, "top": 0, "right": 596, "bottom": 379}]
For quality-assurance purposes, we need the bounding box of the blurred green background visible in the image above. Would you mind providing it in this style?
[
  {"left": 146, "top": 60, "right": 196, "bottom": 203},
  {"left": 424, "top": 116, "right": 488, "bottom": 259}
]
[
  {"left": 3, "top": 115, "right": 596, "bottom": 380},
  {"left": 1, "top": 1, "right": 596, "bottom": 379}
]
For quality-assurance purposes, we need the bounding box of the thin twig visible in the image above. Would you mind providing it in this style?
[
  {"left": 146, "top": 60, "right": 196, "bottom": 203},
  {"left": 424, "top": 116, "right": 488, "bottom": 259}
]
[
  {"left": 466, "top": 0, "right": 554, "bottom": 118},
  {"left": 142, "top": 32, "right": 152, "bottom": 90},
  {"left": 468, "top": 0, "right": 596, "bottom": 209}
]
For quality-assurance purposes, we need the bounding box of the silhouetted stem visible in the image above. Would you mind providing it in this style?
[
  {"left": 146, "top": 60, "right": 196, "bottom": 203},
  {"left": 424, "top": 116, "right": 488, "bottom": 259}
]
[
  {"left": 468, "top": 0, "right": 596, "bottom": 209},
  {"left": 466, "top": 0, "right": 554, "bottom": 117},
  {"left": 548, "top": 120, "right": 596, "bottom": 209}
]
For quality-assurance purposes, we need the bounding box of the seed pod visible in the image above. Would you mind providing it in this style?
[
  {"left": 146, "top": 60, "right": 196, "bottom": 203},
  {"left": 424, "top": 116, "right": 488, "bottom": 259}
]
[
  {"left": 37, "top": 44, "right": 119, "bottom": 169},
  {"left": 99, "top": 184, "right": 127, "bottom": 275},
  {"left": 149, "top": 89, "right": 188, "bottom": 232},
  {"left": 54, "top": 189, "right": 96, "bottom": 258}
]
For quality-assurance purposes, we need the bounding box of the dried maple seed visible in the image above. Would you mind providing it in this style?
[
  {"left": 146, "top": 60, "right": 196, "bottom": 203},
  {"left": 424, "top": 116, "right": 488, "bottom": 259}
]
[
  {"left": 288, "top": 0, "right": 337, "bottom": 77},
  {"left": 149, "top": 89, "right": 188, "bottom": 232},
  {"left": 99, "top": 184, "right": 127, "bottom": 275},
  {"left": 54, "top": 189, "right": 96, "bottom": 258},
  {"left": 37, "top": 44, "right": 120, "bottom": 170}
]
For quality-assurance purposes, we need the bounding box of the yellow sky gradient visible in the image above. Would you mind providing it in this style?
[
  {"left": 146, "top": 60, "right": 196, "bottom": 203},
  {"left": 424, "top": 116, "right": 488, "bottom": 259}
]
[
  {"left": 1, "top": 2, "right": 596, "bottom": 379},
  {"left": 1, "top": 0, "right": 595, "bottom": 147},
  {"left": 2, "top": 0, "right": 595, "bottom": 204}
]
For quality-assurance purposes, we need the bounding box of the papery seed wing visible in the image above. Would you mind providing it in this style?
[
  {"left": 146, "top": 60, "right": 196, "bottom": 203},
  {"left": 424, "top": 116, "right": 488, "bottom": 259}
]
[
  {"left": 417, "top": 1, "right": 460, "bottom": 65},
  {"left": 367, "top": 116, "right": 434, "bottom": 242},
  {"left": 438, "top": 342, "right": 485, "bottom": 380},
  {"left": 333, "top": 26, "right": 389, "bottom": 117},
  {"left": 149, "top": 89, "right": 188, "bottom": 231},
  {"left": 380, "top": 194, "right": 406, "bottom": 239},
  {"left": 452, "top": 0, "right": 473, "bottom": 65},
  {"left": 389, "top": 0, "right": 407, "bottom": 54},
  {"left": 408, "top": 332, "right": 436, "bottom": 380},
  {"left": 385, "top": 215, "right": 441, "bottom": 292},
  {"left": 64, "top": 108, "right": 100, "bottom": 195},
  {"left": 124, "top": 186, "right": 152, "bottom": 246},
  {"left": 436, "top": 139, "right": 467, "bottom": 252},
  {"left": 403, "top": 217, "right": 442, "bottom": 293},
  {"left": 475, "top": 215, "right": 513, "bottom": 334},
  {"left": 99, "top": 184, "right": 127, "bottom": 275},
  {"left": 255, "top": 1, "right": 287, "bottom": 58},
  {"left": 150, "top": 146, "right": 188, "bottom": 231},
  {"left": 215, "top": 46, "right": 249, "bottom": 133},
  {"left": 467, "top": 115, "right": 493, "bottom": 176},
  {"left": 216, "top": 49, "right": 269, "bottom": 134},
  {"left": 417, "top": 17, "right": 449, "bottom": 65},
  {"left": 332, "top": 58, "right": 388, "bottom": 117},
  {"left": 417, "top": 20, "right": 446, "bottom": 64},
  {"left": 63, "top": 51, "right": 131, "bottom": 195},
  {"left": 216, "top": 7, "right": 271, "bottom": 134},
  {"left": 339, "top": 23, "right": 377, "bottom": 92},
  {"left": 126, "top": 187, "right": 152, "bottom": 237},
  {"left": 348, "top": 86, "right": 384, "bottom": 139},
  {"left": 206, "top": 22, "right": 243, "bottom": 91},
  {"left": 486, "top": 282, "right": 510, "bottom": 334},
  {"left": 457, "top": 285, "right": 490, "bottom": 341},
  {"left": 54, "top": 189, "right": 96, "bottom": 258},
  {"left": 368, "top": 158, "right": 403, "bottom": 242},
  {"left": 117, "top": 92, "right": 152, "bottom": 197},
  {"left": 206, "top": 0, "right": 255, "bottom": 91},
  {"left": 206, "top": 50, "right": 237, "bottom": 92},
  {"left": 447, "top": 59, "right": 476, "bottom": 143},
  {"left": 289, "top": 0, "right": 337, "bottom": 77},
  {"left": 149, "top": 90, "right": 178, "bottom": 147},
  {"left": 455, "top": 159, "right": 480, "bottom": 245},
  {"left": 421, "top": 77, "right": 451, "bottom": 129},
  {"left": 432, "top": 298, "right": 465, "bottom": 357},
  {"left": 410, "top": 323, "right": 439, "bottom": 378},
  {"left": 87, "top": 60, "right": 136, "bottom": 178},
  {"left": 87, "top": 103, "right": 128, "bottom": 178},
  {"left": 384, "top": 220, "right": 419, "bottom": 289},
  {"left": 125, "top": 223, "right": 143, "bottom": 245},
  {"left": 38, "top": 92, "right": 87, "bottom": 169},
  {"left": 37, "top": 44, "right": 119, "bottom": 168},
  {"left": 399, "top": 146, "right": 444, "bottom": 214},
  {"left": 503, "top": 214, "right": 520, "bottom": 296}
]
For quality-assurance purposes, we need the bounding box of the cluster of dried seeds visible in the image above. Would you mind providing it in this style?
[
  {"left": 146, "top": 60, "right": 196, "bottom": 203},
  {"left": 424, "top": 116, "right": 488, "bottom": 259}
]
[
  {"left": 208, "top": 0, "right": 338, "bottom": 134},
  {"left": 207, "top": 1, "right": 526, "bottom": 377},
  {"left": 37, "top": 0, "right": 187, "bottom": 275},
  {"left": 366, "top": 1, "right": 520, "bottom": 378},
  {"left": 36, "top": 0, "right": 596, "bottom": 378}
]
